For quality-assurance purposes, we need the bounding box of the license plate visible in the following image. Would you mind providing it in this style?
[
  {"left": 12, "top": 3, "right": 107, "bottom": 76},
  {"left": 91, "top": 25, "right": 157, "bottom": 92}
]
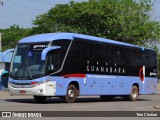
[{"left": 19, "top": 90, "right": 26, "bottom": 94}]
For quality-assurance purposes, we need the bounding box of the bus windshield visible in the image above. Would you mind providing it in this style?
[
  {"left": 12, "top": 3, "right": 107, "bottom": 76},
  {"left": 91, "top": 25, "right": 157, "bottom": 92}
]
[
  {"left": 10, "top": 40, "right": 71, "bottom": 80},
  {"left": 10, "top": 42, "right": 49, "bottom": 80}
]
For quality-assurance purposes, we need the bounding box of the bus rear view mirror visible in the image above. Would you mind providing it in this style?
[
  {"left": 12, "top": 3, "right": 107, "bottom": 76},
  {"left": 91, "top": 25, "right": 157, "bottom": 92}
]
[
  {"left": 41, "top": 46, "right": 61, "bottom": 60},
  {"left": 3, "top": 49, "right": 14, "bottom": 62}
]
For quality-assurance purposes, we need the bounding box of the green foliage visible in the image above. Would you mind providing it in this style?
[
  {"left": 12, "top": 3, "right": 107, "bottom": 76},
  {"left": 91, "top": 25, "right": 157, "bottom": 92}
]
[
  {"left": 0, "top": 0, "right": 160, "bottom": 77},
  {"left": 31, "top": 0, "right": 160, "bottom": 46},
  {"left": 157, "top": 53, "right": 160, "bottom": 78},
  {"left": 1, "top": 0, "right": 160, "bottom": 50},
  {"left": 0, "top": 25, "right": 30, "bottom": 50}
]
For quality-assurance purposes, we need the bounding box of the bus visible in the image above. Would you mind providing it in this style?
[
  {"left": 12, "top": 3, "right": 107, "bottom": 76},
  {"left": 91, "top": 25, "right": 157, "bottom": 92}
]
[{"left": 7, "top": 32, "right": 158, "bottom": 103}]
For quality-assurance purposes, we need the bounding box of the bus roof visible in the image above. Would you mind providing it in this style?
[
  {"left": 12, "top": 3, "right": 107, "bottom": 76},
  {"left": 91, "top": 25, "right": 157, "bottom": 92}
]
[
  {"left": 18, "top": 33, "right": 74, "bottom": 43},
  {"left": 18, "top": 32, "right": 147, "bottom": 49}
]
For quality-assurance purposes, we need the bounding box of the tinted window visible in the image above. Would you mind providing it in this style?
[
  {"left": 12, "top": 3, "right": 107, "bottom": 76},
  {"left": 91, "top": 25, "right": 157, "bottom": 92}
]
[
  {"left": 144, "top": 50, "right": 157, "bottom": 67},
  {"left": 105, "top": 44, "right": 145, "bottom": 66},
  {"left": 88, "top": 41, "right": 105, "bottom": 63},
  {"left": 66, "top": 39, "right": 89, "bottom": 64},
  {"left": 105, "top": 44, "right": 120, "bottom": 64},
  {"left": 127, "top": 48, "right": 143, "bottom": 66},
  {"left": 46, "top": 50, "right": 61, "bottom": 74},
  {"left": 46, "top": 40, "right": 71, "bottom": 74},
  {"left": 51, "top": 40, "right": 71, "bottom": 58}
]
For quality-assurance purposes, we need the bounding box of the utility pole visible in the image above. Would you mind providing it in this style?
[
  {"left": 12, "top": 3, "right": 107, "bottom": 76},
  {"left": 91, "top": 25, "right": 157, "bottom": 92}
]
[
  {"left": 0, "top": 1, "right": 3, "bottom": 6},
  {"left": 0, "top": 33, "right": 3, "bottom": 77},
  {"left": 0, "top": 33, "right": 2, "bottom": 51},
  {"left": 0, "top": 0, "right": 3, "bottom": 50},
  {"left": 0, "top": 0, "right": 3, "bottom": 49}
]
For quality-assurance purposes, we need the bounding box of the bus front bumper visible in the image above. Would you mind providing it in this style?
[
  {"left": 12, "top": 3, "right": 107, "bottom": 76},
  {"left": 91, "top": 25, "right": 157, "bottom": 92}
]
[{"left": 8, "top": 81, "right": 56, "bottom": 96}]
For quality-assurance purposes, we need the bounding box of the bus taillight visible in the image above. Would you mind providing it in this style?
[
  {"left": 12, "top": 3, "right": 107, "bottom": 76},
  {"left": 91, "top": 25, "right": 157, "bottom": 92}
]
[{"left": 139, "top": 66, "right": 145, "bottom": 82}]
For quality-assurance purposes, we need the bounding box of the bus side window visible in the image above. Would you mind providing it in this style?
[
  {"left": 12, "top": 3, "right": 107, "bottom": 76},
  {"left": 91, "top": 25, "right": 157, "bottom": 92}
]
[
  {"left": 88, "top": 42, "right": 105, "bottom": 63},
  {"left": 144, "top": 50, "right": 157, "bottom": 67},
  {"left": 134, "top": 49, "right": 144, "bottom": 66},
  {"left": 46, "top": 50, "right": 61, "bottom": 74},
  {"left": 118, "top": 47, "right": 130, "bottom": 65},
  {"left": 105, "top": 44, "right": 119, "bottom": 65},
  {"left": 67, "top": 39, "right": 88, "bottom": 64}
]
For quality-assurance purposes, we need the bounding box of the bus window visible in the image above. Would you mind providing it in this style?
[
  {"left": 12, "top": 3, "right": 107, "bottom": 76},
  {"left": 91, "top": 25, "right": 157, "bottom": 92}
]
[
  {"left": 144, "top": 50, "right": 157, "bottom": 67},
  {"left": 46, "top": 50, "right": 61, "bottom": 74},
  {"left": 88, "top": 42, "right": 105, "bottom": 63},
  {"left": 105, "top": 44, "right": 120, "bottom": 65},
  {"left": 67, "top": 39, "right": 89, "bottom": 64}
]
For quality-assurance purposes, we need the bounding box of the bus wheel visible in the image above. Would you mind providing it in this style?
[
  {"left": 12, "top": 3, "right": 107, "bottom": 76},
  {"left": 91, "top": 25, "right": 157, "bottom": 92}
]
[
  {"left": 33, "top": 96, "right": 47, "bottom": 103},
  {"left": 126, "top": 85, "right": 139, "bottom": 101},
  {"left": 100, "top": 95, "right": 115, "bottom": 101},
  {"left": 63, "top": 85, "right": 77, "bottom": 103}
]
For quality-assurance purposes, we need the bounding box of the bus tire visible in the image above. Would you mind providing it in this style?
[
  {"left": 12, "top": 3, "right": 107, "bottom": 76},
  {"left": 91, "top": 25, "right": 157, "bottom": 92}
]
[
  {"left": 127, "top": 85, "right": 139, "bottom": 101},
  {"left": 33, "top": 96, "right": 47, "bottom": 103},
  {"left": 100, "top": 95, "right": 115, "bottom": 101},
  {"left": 63, "top": 85, "right": 77, "bottom": 103}
]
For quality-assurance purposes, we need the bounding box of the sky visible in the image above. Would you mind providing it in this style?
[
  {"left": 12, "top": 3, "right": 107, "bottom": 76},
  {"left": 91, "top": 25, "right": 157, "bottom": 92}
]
[
  {"left": 0, "top": 0, "right": 160, "bottom": 29},
  {"left": 0, "top": 0, "right": 88, "bottom": 28}
]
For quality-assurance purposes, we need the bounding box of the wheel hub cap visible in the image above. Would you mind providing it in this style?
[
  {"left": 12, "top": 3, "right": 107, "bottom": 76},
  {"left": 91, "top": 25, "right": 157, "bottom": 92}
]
[
  {"left": 68, "top": 89, "right": 74, "bottom": 98},
  {"left": 132, "top": 90, "right": 137, "bottom": 98}
]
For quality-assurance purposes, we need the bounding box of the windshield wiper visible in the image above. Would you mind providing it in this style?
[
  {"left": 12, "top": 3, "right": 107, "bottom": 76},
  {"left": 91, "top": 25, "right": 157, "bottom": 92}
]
[{"left": 15, "top": 59, "right": 33, "bottom": 80}]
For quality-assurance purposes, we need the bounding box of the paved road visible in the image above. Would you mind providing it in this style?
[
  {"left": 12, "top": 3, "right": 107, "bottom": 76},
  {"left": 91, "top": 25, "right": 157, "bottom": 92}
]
[
  {"left": 0, "top": 84, "right": 160, "bottom": 120},
  {"left": 0, "top": 91, "right": 160, "bottom": 120},
  {"left": 0, "top": 94, "right": 159, "bottom": 111}
]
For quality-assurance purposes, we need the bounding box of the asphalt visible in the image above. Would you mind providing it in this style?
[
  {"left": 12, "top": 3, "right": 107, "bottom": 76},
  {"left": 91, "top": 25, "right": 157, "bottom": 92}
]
[
  {"left": 152, "top": 83, "right": 160, "bottom": 109},
  {"left": 0, "top": 84, "right": 160, "bottom": 120},
  {"left": 156, "top": 83, "right": 160, "bottom": 94}
]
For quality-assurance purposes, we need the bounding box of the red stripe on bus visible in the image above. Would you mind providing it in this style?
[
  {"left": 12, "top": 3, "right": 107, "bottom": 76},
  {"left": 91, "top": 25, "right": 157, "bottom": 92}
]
[
  {"left": 139, "top": 68, "right": 144, "bottom": 81},
  {"left": 63, "top": 73, "right": 86, "bottom": 78},
  {"left": 30, "top": 82, "right": 38, "bottom": 85}
]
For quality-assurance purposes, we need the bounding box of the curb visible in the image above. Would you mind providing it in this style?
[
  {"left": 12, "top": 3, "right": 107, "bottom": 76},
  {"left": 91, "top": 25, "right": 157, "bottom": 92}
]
[{"left": 153, "top": 105, "right": 160, "bottom": 109}]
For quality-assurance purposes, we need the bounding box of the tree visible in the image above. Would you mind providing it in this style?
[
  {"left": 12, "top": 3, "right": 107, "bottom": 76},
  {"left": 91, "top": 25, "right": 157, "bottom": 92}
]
[
  {"left": 1, "top": 0, "right": 160, "bottom": 51},
  {"left": 0, "top": 25, "right": 30, "bottom": 50},
  {"left": 31, "top": 0, "right": 160, "bottom": 46}
]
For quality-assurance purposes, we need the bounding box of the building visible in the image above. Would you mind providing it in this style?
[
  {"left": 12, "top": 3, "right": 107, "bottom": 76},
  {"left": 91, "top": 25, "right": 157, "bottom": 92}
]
[{"left": 0, "top": 51, "right": 12, "bottom": 90}]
